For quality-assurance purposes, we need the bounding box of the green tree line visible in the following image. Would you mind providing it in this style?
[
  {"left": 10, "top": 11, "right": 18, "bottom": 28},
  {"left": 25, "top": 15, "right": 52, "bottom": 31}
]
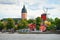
[{"left": 0, "top": 17, "right": 60, "bottom": 31}]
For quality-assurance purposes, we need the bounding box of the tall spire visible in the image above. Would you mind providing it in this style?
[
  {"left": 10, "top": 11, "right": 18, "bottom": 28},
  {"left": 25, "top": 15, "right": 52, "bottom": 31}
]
[
  {"left": 21, "top": 5, "right": 27, "bottom": 19},
  {"left": 21, "top": 5, "right": 27, "bottom": 13}
]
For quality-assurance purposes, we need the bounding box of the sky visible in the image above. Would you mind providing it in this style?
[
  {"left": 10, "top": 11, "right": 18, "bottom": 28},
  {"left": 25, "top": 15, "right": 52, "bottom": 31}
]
[{"left": 0, "top": 0, "right": 60, "bottom": 19}]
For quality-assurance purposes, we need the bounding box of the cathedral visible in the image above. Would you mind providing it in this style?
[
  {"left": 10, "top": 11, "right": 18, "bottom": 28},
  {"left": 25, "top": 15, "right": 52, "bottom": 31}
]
[{"left": 21, "top": 5, "right": 27, "bottom": 19}]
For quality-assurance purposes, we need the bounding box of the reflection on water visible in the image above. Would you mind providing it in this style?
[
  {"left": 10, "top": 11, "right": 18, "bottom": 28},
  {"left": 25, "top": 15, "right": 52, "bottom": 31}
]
[{"left": 0, "top": 34, "right": 60, "bottom": 40}]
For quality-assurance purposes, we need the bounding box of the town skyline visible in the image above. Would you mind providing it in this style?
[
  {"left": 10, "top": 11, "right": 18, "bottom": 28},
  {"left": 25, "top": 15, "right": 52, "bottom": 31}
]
[{"left": 0, "top": 0, "right": 60, "bottom": 19}]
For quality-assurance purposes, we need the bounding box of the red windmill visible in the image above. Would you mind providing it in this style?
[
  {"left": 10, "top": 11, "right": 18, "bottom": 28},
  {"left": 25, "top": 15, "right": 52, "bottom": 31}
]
[{"left": 41, "top": 13, "right": 47, "bottom": 21}]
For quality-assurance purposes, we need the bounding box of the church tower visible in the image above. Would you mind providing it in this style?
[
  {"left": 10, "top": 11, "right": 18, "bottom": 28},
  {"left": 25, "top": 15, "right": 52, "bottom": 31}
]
[{"left": 21, "top": 5, "right": 27, "bottom": 19}]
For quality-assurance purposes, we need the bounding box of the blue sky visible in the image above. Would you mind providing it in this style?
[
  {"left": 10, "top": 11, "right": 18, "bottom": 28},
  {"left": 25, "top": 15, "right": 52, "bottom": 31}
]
[{"left": 0, "top": 0, "right": 60, "bottom": 19}]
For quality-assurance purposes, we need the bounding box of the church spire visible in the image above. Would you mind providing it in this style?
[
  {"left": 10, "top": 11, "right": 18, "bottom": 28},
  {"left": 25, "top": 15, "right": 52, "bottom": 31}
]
[
  {"left": 21, "top": 5, "right": 27, "bottom": 19},
  {"left": 21, "top": 5, "right": 27, "bottom": 13}
]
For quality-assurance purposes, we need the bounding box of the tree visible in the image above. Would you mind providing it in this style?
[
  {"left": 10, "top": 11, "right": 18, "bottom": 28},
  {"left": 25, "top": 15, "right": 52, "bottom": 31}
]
[
  {"left": 36, "top": 17, "right": 42, "bottom": 30},
  {"left": 28, "top": 19, "right": 36, "bottom": 24},
  {"left": 36, "top": 17, "right": 42, "bottom": 25},
  {"left": 55, "top": 18, "right": 60, "bottom": 30},
  {"left": 6, "top": 18, "right": 15, "bottom": 29},
  {"left": 47, "top": 24, "right": 56, "bottom": 31},
  {"left": 17, "top": 19, "right": 28, "bottom": 29},
  {"left": 47, "top": 18, "right": 55, "bottom": 24},
  {"left": 0, "top": 21, "right": 4, "bottom": 30},
  {"left": 45, "top": 18, "right": 56, "bottom": 31}
]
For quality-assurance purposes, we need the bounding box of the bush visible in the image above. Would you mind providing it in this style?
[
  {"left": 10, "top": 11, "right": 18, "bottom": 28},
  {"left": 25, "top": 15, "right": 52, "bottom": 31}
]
[{"left": 47, "top": 24, "right": 56, "bottom": 31}]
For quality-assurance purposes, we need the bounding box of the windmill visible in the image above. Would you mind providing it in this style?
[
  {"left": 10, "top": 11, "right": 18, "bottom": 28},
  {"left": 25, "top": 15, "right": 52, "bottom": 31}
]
[
  {"left": 41, "top": 7, "right": 50, "bottom": 26},
  {"left": 42, "top": 7, "right": 50, "bottom": 20},
  {"left": 41, "top": 8, "right": 49, "bottom": 21}
]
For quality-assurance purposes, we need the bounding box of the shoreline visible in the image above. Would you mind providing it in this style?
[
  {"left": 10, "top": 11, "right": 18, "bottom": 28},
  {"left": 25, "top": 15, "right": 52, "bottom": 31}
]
[{"left": 0, "top": 31, "right": 60, "bottom": 34}]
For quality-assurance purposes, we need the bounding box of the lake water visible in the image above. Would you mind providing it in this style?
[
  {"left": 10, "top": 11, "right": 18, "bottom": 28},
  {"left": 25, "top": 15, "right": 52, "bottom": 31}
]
[{"left": 0, "top": 33, "right": 60, "bottom": 40}]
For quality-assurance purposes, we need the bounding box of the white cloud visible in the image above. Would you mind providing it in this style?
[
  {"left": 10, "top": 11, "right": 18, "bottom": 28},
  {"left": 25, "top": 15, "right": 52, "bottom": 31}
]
[
  {"left": 0, "top": 0, "right": 60, "bottom": 19},
  {"left": 0, "top": 0, "right": 17, "bottom": 4},
  {"left": 25, "top": 0, "right": 60, "bottom": 19},
  {"left": 0, "top": 4, "right": 21, "bottom": 18}
]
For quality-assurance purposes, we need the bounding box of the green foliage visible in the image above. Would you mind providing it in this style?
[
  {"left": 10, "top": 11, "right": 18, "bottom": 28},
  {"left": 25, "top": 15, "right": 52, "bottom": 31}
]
[
  {"left": 14, "top": 19, "right": 18, "bottom": 24},
  {"left": 47, "top": 24, "right": 55, "bottom": 30},
  {"left": 46, "top": 18, "right": 56, "bottom": 30},
  {"left": 0, "top": 21, "right": 4, "bottom": 30},
  {"left": 36, "top": 25, "right": 40, "bottom": 30},
  {"left": 28, "top": 19, "right": 36, "bottom": 24},
  {"left": 55, "top": 18, "right": 60, "bottom": 30},
  {"left": 1, "top": 17, "right": 60, "bottom": 31},
  {"left": 47, "top": 18, "right": 55, "bottom": 24},
  {"left": 36, "top": 17, "right": 42, "bottom": 25},
  {"left": 36, "top": 17, "right": 42, "bottom": 30},
  {"left": 6, "top": 18, "right": 15, "bottom": 29},
  {"left": 18, "top": 19, "right": 28, "bottom": 29}
]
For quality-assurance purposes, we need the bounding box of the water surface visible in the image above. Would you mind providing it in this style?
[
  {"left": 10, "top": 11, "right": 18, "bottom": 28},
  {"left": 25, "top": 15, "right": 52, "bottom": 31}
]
[{"left": 0, "top": 33, "right": 60, "bottom": 40}]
